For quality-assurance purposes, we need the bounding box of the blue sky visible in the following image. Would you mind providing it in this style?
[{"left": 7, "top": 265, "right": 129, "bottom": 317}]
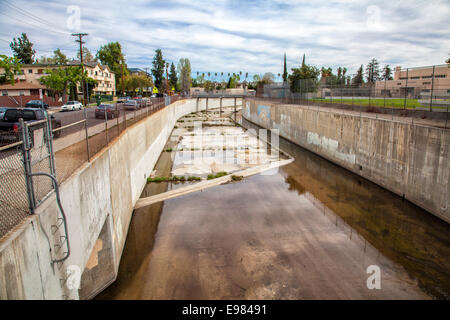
[{"left": 0, "top": 0, "right": 449, "bottom": 81}]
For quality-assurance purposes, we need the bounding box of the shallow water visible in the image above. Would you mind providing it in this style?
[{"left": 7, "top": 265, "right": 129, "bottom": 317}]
[{"left": 97, "top": 110, "right": 450, "bottom": 300}]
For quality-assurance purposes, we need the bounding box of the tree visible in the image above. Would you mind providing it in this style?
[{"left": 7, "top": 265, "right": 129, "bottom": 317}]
[
  {"left": 37, "top": 56, "right": 56, "bottom": 64},
  {"left": 283, "top": 53, "right": 288, "bottom": 83},
  {"left": 382, "top": 65, "right": 393, "bottom": 80},
  {"left": 169, "top": 62, "right": 178, "bottom": 91},
  {"left": 77, "top": 47, "right": 95, "bottom": 63},
  {"left": 40, "top": 66, "right": 85, "bottom": 103},
  {"left": 151, "top": 49, "right": 165, "bottom": 91},
  {"left": 365, "top": 58, "right": 381, "bottom": 83},
  {"left": 124, "top": 74, "right": 152, "bottom": 94},
  {"left": 288, "top": 62, "right": 320, "bottom": 93},
  {"left": 204, "top": 80, "right": 215, "bottom": 92},
  {"left": 96, "top": 42, "right": 127, "bottom": 87},
  {"left": 0, "top": 55, "right": 21, "bottom": 84},
  {"left": 53, "top": 49, "right": 68, "bottom": 65},
  {"left": 352, "top": 65, "right": 364, "bottom": 85},
  {"left": 10, "top": 33, "right": 35, "bottom": 64},
  {"left": 177, "top": 58, "right": 191, "bottom": 95},
  {"left": 301, "top": 54, "right": 306, "bottom": 67}
]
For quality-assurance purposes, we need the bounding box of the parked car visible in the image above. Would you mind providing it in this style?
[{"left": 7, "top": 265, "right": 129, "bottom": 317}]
[
  {"left": 117, "top": 97, "right": 130, "bottom": 104},
  {"left": 135, "top": 99, "right": 147, "bottom": 108},
  {"left": 123, "top": 100, "right": 139, "bottom": 110},
  {"left": 0, "top": 108, "right": 61, "bottom": 145},
  {"left": 142, "top": 98, "right": 152, "bottom": 107},
  {"left": 25, "top": 100, "right": 49, "bottom": 109},
  {"left": 60, "top": 101, "right": 83, "bottom": 111},
  {"left": 0, "top": 107, "right": 8, "bottom": 120},
  {"left": 95, "top": 104, "right": 120, "bottom": 119}
]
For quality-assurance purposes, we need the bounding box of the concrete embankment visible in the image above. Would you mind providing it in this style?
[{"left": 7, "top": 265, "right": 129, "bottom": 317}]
[
  {"left": 242, "top": 99, "right": 449, "bottom": 223},
  {"left": 0, "top": 97, "right": 240, "bottom": 300}
]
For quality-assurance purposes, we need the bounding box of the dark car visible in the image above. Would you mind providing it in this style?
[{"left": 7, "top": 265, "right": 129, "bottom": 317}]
[
  {"left": 95, "top": 104, "right": 120, "bottom": 119},
  {"left": 0, "top": 108, "right": 61, "bottom": 145},
  {"left": 0, "top": 107, "right": 8, "bottom": 120},
  {"left": 25, "top": 100, "right": 49, "bottom": 109}
]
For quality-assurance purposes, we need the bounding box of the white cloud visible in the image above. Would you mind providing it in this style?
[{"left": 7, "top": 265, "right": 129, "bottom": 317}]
[{"left": 0, "top": 0, "right": 448, "bottom": 77}]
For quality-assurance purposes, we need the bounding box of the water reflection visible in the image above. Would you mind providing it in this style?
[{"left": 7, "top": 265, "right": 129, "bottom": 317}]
[
  {"left": 244, "top": 117, "right": 450, "bottom": 299},
  {"left": 97, "top": 112, "right": 449, "bottom": 300}
]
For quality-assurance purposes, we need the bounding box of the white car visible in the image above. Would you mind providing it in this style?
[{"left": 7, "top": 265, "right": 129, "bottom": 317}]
[{"left": 61, "top": 101, "right": 83, "bottom": 111}]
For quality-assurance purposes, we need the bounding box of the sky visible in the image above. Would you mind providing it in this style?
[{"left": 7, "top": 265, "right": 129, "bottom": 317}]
[{"left": 0, "top": 0, "right": 449, "bottom": 81}]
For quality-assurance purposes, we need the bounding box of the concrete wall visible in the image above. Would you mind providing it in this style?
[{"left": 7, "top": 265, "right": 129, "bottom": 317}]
[
  {"left": 243, "top": 99, "right": 449, "bottom": 223},
  {"left": 0, "top": 97, "right": 240, "bottom": 300}
]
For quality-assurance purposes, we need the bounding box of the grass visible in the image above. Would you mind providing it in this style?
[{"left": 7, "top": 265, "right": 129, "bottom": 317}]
[
  {"left": 231, "top": 175, "right": 243, "bottom": 181},
  {"left": 312, "top": 98, "right": 423, "bottom": 109},
  {"left": 147, "top": 175, "right": 202, "bottom": 183},
  {"left": 207, "top": 171, "right": 228, "bottom": 180}
]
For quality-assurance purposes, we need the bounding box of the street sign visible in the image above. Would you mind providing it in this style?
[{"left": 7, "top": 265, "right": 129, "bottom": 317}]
[{"left": 153, "top": 87, "right": 159, "bottom": 94}]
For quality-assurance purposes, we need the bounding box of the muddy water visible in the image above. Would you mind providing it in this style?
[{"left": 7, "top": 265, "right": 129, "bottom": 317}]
[{"left": 97, "top": 111, "right": 450, "bottom": 300}]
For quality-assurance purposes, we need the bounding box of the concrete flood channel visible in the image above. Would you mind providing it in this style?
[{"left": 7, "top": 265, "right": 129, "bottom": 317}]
[{"left": 97, "top": 106, "right": 450, "bottom": 300}]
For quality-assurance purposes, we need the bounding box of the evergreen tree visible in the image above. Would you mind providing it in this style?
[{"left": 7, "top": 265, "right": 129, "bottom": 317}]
[
  {"left": 151, "top": 49, "right": 165, "bottom": 91},
  {"left": 352, "top": 65, "right": 364, "bottom": 85},
  {"left": 169, "top": 62, "right": 178, "bottom": 90},
  {"left": 365, "top": 58, "right": 381, "bottom": 83},
  {"left": 382, "top": 65, "right": 393, "bottom": 80},
  {"left": 10, "top": 33, "right": 35, "bottom": 64},
  {"left": 283, "top": 53, "right": 288, "bottom": 83}
]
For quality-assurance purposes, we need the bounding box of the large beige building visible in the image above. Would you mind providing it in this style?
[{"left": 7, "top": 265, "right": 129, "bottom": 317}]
[
  {"left": 375, "top": 64, "right": 450, "bottom": 97},
  {"left": 1, "top": 61, "right": 116, "bottom": 96}
]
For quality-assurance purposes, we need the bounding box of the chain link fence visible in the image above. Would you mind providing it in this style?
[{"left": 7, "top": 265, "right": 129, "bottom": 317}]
[
  {"left": 0, "top": 96, "right": 184, "bottom": 239},
  {"left": 0, "top": 133, "right": 29, "bottom": 238},
  {"left": 260, "top": 77, "right": 449, "bottom": 129}
]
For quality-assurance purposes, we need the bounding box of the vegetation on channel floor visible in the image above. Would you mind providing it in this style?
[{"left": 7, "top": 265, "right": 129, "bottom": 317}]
[
  {"left": 207, "top": 172, "right": 228, "bottom": 180},
  {"left": 146, "top": 175, "right": 202, "bottom": 183}
]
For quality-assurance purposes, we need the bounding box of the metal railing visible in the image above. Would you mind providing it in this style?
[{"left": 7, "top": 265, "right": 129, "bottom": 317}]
[
  {"left": 0, "top": 96, "right": 185, "bottom": 239},
  {"left": 259, "top": 81, "right": 449, "bottom": 129}
]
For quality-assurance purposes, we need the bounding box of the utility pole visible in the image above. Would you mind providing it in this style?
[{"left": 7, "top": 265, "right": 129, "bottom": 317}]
[
  {"left": 121, "top": 58, "right": 125, "bottom": 96},
  {"left": 72, "top": 33, "right": 88, "bottom": 105},
  {"left": 144, "top": 67, "right": 149, "bottom": 96}
]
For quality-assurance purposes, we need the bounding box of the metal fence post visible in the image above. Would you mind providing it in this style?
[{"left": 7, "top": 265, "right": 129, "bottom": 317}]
[
  {"left": 124, "top": 105, "right": 127, "bottom": 129},
  {"left": 44, "top": 112, "right": 57, "bottom": 189},
  {"left": 83, "top": 108, "right": 90, "bottom": 162},
  {"left": 19, "top": 118, "right": 36, "bottom": 213},
  {"left": 430, "top": 65, "right": 435, "bottom": 112},
  {"left": 404, "top": 68, "right": 409, "bottom": 110},
  {"left": 104, "top": 107, "right": 109, "bottom": 145},
  {"left": 116, "top": 104, "right": 120, "bottom": 136}
]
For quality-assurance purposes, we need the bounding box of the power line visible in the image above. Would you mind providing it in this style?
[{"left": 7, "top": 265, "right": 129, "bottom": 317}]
[
  {"left": 0, "top": 0, "right": 71, "bottom": 35},
  {"left": 2, "top": 0, "right": 62, "bottom": 30},
  {"left": 0, "top": 11, "right": 70, "bottom": 36}
]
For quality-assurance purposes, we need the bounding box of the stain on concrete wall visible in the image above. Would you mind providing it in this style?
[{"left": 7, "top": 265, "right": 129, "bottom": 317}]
[{"left": 244, "top": 99, "right": 449, "bottom": 223}]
